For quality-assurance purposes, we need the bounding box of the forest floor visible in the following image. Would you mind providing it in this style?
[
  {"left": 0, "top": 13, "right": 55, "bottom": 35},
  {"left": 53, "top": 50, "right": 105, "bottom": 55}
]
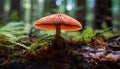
[{"left": 0, "top": 34, "right": 120, "bottom": 69}]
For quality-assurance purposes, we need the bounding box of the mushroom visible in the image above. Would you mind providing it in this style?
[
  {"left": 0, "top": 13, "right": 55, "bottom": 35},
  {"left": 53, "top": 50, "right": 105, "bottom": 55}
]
[{"left": 33, "top": 14, "right": 82, "bottom": 36}]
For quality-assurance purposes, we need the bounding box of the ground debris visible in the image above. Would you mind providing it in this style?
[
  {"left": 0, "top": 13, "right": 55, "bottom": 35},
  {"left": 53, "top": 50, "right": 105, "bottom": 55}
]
[{"left": 0, "top": 35, "right": 120, "bottom": 69}]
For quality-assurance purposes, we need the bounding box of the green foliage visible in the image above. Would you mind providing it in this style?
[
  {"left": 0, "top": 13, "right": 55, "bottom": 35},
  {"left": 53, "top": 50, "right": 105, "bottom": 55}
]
[
  {"left": 95, "top": 29, "right": 113, "bottom": 39},
  {"left": 66, "top": 24, "right": 113, "bottom": 42},
  {"left": 79, "top": 28, "right": 96, "bottom": 42},
  {"left": 28, "top": 35, "right": 55, "bottom": 50},
  {"left": 0, "top": 37, "right": 15, "bottom": 49},
  {"left": 102, "top": 32, "right": 113, "bottom": 38},
  {"left": 95, "top": 21, "right": 113, "bottom": 39},
  {"left": 101, "top": 21, "right": 108, "bottom": 29},
  {"left": 9, "top": 11, "right": 19, "bottom": 21},
  {"left": 0, "top": 22, "right": 28, "bottom": 49},
  {"left": 0, "top": 22, "right": 25, "bottom": 43},
  {"left": 0, "top": 22, "right": 56, "bottom": 50},
  {"left": 66, "top": 27, "right": 96, "bottom": 42},
  {"left": 0, "top": 21, "right": 26, "bottom": 39},
  {"left": 65, "top": 31, "right": 80, "bottom": 40}
]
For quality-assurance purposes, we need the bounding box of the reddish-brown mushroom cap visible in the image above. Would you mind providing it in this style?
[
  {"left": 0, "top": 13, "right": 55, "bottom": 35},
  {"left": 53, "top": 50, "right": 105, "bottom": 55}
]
[{"left": 34, "top": 14, "right": 82, "bottom": 31}]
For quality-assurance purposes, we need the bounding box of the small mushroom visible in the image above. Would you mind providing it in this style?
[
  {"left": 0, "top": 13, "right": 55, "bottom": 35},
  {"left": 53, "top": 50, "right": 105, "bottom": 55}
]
[{"left": 33, "top": 14, "right": 82, "bottom": 36}]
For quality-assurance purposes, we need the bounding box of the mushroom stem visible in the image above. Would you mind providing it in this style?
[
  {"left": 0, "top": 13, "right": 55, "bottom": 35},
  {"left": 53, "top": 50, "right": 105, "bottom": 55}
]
[{"left": 56, "top": 25, "right": 61, "bottom": 36}]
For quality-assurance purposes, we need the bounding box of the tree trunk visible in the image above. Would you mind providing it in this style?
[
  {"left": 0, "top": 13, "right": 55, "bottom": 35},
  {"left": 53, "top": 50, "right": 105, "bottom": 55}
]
[
  {"left": 44, "top": 0, "right": 57, "bottom": 15},
  {"left": 76, "top": 0, "right": 86, "bottom": 29},
  {"left": 112, "top": 0, "right": 120, "bottom": 33},
  {"left": 94, "top": 0, "right": 112, "bottom": 29},
  {"left": 10, "top": 0, "right": 21, "bottom": 21},
  {"left": 0, "top": 0, "right": 4, "bottom": 24}
]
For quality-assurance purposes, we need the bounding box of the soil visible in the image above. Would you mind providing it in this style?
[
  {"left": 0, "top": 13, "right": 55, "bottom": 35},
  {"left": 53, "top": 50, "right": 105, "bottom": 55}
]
[{"left": 0, "top": 34, "right": 120, "bottom": 69}]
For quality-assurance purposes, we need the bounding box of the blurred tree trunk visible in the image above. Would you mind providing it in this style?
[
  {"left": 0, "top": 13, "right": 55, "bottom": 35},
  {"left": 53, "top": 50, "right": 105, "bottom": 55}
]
[
  {"left": 30, "top": 0, "right": 44, "bottom": 22},
  {"left": 59, "top": 0, "right": 67, "bottom": 14},
  {"left": 22, "top": 0, "right": 32, "bottom": 33},
  {"left": 10, "top": 0, "right": 21, "bottom": 21},
  {"left": 37, "top": 0, "right": 44, "bottom": 18},
  {"left": 67, "top": 0, "right": 76, "bottom": 17},
  {"left": 30, "top": 0, "right": 34, "bottom": 23},
  {"left": 44, "top": 0, "right": 57, "bottom": 15},
  {"left": 23, "top": 0, "right": 31, "bottom": 23},
  {"left": 94, "top": 0, "right": 112, "bottom": 29},
  {"left": 0, "top": 0, "right": 4, "bottom": 14},
  {"left": 76, "top": 0, "right": 86, "bottom": 29},
  {"left": 112, "top": 0, "right": 120, "bottom": 33},
  {"left": 20, "top": 0, "right": 24, "bottom": 21},
  {"left": 0, "top": 0, "right": 4, "bottom": 24}
]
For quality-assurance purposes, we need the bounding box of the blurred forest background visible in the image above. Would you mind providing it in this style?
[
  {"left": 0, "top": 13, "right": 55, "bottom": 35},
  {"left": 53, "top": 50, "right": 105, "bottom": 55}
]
[{"left": 0, "top": 0, "right": 120, "bottom": 33}]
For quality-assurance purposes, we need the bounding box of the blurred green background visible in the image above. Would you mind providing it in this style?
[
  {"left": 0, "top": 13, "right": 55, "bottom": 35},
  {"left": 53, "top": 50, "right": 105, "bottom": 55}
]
[{"left": 0, "top": 0, "right": 120, "bottom": 36}]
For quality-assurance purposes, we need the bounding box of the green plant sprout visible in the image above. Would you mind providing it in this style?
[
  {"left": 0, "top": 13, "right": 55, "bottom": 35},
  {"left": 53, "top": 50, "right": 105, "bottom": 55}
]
[
  {"left": 95, "top": 21, "right": 113, "bottom": 39},
  {"left": 80, "top": 28, "right": 96, "bottom": 42},
  {"left": 66, "top": 24, "right": 113, "bottom": 43},
  {"left": 66, "top": 27, "right": 96, "bottom": 42}
]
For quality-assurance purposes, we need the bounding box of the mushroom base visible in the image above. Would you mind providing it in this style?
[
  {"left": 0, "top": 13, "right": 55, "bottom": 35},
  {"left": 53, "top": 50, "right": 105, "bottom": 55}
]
[{"left": 52, "top": 35, "right": 66, "bottom": 49}]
